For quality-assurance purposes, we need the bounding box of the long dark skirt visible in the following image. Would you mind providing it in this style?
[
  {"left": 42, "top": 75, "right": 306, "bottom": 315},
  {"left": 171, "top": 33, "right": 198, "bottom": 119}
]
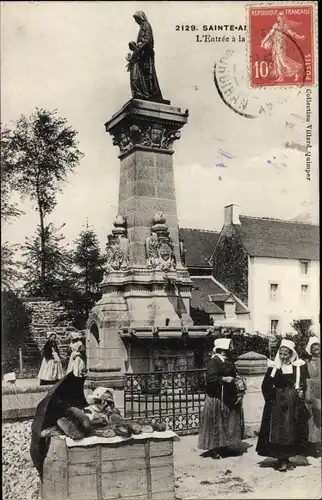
[
  {"left": 198, "top": 395, "right": 242, "bottom": 450},
  {"left": 256, "top": 387, "right": 309, "bottom": 459},
  {"left": 40, "top": 379, "right": 58, "bottom": 386}
]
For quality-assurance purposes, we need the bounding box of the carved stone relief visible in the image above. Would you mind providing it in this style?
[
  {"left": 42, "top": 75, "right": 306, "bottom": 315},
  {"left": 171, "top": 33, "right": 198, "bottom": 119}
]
[
  {"left": 152, "top": 349, "right": 195, "bottom": 373},
  {"left": 104, "top": 215, "right": 129, "bottom": 275},
  {"left": 145, "top": 213, "right": 176, "bottom": 272},
  {"left": 112, "top": 123, "right": 181, "bottom": 155}
]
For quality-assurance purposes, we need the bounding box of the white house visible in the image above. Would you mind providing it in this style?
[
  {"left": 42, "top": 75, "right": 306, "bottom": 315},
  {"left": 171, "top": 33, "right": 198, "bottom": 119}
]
[{"left": 211, "top": 204, "right": 320, "bottom": 336}]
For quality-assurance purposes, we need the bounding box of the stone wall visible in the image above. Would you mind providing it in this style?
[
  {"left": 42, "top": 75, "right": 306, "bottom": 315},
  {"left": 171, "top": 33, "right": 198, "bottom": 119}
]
[{"left": 22, "top": 298, "right": 76, "bottom": 370}]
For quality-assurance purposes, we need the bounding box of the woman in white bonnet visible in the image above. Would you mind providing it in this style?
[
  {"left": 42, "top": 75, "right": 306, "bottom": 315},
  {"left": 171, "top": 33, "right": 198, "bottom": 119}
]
[
  {"left": 198, "top": 337, "right": 244, "bottom": 459},
  {"left": 37, "top": 332, "right": 64, "bottom": 386},
  {"left": 305, "top": 336, "right": 321, "bottom": 457},
  {"left": 256, "top": 339, "right": 309, "bottom": 471},
  {"left": 66, "top": 332, "right": 86, "bottom": 377}
]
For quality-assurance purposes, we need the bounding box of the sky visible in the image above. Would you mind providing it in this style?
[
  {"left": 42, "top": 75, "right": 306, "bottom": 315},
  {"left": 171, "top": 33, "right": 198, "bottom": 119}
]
[{"left": 1, "top": 1, "right": 319, "bottom": 252}]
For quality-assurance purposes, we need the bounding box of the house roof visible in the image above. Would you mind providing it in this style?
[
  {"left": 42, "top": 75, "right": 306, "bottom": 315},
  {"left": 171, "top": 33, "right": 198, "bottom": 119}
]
[
  {"left": 235, "top": 216, "right": 320, "bottom": 260},
  {"left": 209, "top": 294, "right": 235, "bottom": 303},
  {"left": 191, "top": 276, "right": 224, "bottom": 313},
  {"left": 191, "top": 276, "right": 249, "bottom": 315},
  {"left": 179, "top": 228, "right": 219, "bottom": 268}
]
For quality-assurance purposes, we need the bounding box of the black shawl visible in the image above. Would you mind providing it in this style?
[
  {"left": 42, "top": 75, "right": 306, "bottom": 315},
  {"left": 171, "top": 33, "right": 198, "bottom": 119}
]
[
  {"left": 30, "top": 372, "right": 88, "bottom": 479},
  {"left": 43, "top": 340, "right": 60, "bottom": 361},
  {"left": 206, "top": 355, "right": 238, "bottom": 409},
  {"left": 256, "top": 365, "right": 310, "bottom": 458}
]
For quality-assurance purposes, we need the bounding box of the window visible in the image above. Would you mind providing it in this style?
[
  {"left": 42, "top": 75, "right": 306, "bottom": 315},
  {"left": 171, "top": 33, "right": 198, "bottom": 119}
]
[
  {"left": 270, "top": 319, "right": 279, "bottom": 335},
  {"left": 300, "top": 261, "right": 309, "bottom": 275},
  {"left": 301, "top": 284, "right": 309, "bottom": 297},
  {"left": 270, "top": 283, "right": 279, "bottom": 300}
]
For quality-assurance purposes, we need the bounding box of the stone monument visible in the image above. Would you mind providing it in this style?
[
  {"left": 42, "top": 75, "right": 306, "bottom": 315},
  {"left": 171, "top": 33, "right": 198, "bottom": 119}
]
[
  {"left": 86, "top": 12, "right": 208, "bottom": 389},
  {"left": 235, "top": 351, "right": 267, "bottom": 437}
]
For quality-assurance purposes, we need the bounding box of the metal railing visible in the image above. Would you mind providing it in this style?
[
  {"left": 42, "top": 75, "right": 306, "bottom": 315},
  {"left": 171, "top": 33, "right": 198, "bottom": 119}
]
[{"left": 124, "top": 369, "right": 206, "bottom": 434}]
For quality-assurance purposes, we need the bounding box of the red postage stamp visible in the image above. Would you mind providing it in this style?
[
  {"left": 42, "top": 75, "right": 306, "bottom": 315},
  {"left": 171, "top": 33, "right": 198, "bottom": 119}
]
[{"left": 249, "top": 4, "right": 315, "bottom": 87}]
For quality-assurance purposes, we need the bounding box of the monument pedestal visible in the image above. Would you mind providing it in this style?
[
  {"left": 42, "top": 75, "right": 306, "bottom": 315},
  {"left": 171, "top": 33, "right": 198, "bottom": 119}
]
[
  {"left": 235, "top": 351, "right": 267, "bottom": 437},
  {"left": 86, "top": 99, "right": 196, "bottom": 388}
]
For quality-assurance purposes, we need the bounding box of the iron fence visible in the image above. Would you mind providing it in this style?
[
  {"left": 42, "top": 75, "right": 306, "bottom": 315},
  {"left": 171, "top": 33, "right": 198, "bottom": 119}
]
[{"left": 124, "top": 369, "right": 206, "bottom": 434}]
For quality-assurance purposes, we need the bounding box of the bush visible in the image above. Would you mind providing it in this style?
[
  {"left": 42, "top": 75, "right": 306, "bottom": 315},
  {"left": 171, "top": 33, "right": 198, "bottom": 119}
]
[
  {"left": 230, "top": 333, "right": 270, "bottom": 360},
  {"left": 1, "top": 290, "right": 40, "bottom": 375},
  {"left": 202, "top": 333, "right": 270, "bottom": 364},
  {"left": 228, "top": 321, "right": 316, "bottom": 362},
  {"left": 190, "top": 307, "right": 212, "bottom": 326},
  {"left": 264, "top": 320, "right": 316, "bottom": 361},
  {"left": 273, "top": 334, "right": 312, "bottom": 361}
]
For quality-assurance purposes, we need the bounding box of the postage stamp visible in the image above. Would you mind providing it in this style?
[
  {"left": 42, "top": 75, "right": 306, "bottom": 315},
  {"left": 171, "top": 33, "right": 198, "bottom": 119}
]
[{"left": 249, "top": 4, "right": 315, "bottom": 87}]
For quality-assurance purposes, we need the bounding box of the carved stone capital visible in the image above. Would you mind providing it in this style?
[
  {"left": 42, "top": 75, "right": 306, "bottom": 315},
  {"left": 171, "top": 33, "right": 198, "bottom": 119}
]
[
  {"left": 111, "top": 122, "right": 181, "bottom": 155},
  {"left": 105, "top": 100, "right": 188, "bottom": 157}
]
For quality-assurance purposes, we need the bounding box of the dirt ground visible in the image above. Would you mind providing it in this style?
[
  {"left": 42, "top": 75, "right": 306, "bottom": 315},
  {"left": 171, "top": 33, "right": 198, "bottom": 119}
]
[
  {"left": 173, "top": 436, "right": 321, "bottom": 499},
  {"left": 3, "top": 380, "right": 321, "bottom": 499}
]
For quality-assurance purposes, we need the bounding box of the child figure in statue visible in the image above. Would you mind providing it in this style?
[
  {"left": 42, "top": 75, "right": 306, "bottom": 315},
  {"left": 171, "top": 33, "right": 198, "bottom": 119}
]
[
  {"left": 126, "top": 40, "right": 148, "bottom": 100},
  {"left": 126, "top": 41, "right": 137, "bottom": 67}
]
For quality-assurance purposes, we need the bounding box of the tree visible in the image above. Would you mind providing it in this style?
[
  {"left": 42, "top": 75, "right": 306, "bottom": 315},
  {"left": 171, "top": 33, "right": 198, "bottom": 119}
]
[
  {"left": 288, "top": 319, "right": 314, "bottom": 359},
  {"left": 21, "top": 223, "right": 74, "bottom": 298},
  {"left": 1, "top": 126, "right": 25, "bottom": 290},
  {"left": 1, "top": 242, "right": 23, "bottom": 291},
  {"left": 73, "top": 225, "right": 105, "bottom": 296},
  {"left": 291, "top": 319, "right": 313, "bottom": 336},
  {"left": 3, "top": 108, "right": 83, "bottom": 295},
  {"left": 1, "top": 126, "right": 24, "bottom": 223},
  {"left": 63, "top": 225, "right": 105, "bottom": 329}
]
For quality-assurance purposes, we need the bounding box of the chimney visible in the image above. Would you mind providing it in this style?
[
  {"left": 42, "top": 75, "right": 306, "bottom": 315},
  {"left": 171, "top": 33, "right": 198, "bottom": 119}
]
[{"left": 224, "top": 204, "right": 241, "bottom": 226}]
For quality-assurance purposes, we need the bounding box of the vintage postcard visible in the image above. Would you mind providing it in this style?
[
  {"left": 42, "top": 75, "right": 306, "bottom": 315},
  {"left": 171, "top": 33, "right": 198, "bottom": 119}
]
[{"left": 1, "top": 1, "right": 320, "bottom": 500}]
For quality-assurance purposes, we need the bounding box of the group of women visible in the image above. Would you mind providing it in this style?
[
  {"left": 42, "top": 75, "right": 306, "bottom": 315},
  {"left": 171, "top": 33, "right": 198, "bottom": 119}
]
[
  {"left": 37, "top": 330, "right": 321, "bottom": 472},
  {"left": 198, "top": 336, "right": 321, "bottom": 471},
  {"left": 37, "top": 331, "right": 86, "bottom": 386}
]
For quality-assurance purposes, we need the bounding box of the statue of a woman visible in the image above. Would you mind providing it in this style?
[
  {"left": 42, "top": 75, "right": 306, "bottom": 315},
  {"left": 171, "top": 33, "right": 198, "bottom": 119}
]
[
  {"left": 127, "top": 11, "right": 163, "bottom": 102},
  {"left": 145, "top": 232, "right": 160, "bottom": 269}
]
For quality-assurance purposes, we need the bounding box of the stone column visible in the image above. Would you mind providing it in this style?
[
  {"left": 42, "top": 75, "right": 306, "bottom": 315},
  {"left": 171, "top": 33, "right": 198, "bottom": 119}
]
[
  {"left": 86, "top": 99, "right": 194, "bottom": 389},
  {"left": 106, "top": 99, "right": 188, "bottom": 267},
  {"left": 235, "top": 351, "right": 267, "bottom": 438}
]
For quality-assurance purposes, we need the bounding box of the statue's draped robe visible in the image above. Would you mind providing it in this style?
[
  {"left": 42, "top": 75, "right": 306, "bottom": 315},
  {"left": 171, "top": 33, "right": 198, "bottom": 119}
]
[{"left": 130, "top": 20, "right": 163, "bottom": 101}]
